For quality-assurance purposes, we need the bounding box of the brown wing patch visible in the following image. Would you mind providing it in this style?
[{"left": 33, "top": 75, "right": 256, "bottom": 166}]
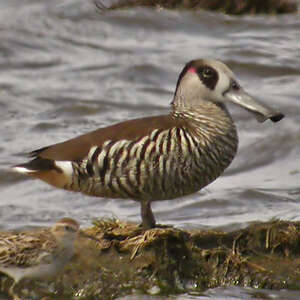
[{"left": 33, "top": 115, "right": 177, "bottom": 161}]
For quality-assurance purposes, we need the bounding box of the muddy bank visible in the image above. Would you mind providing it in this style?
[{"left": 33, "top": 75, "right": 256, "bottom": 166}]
[{"left": 2, "top": 219, "right": 300, "bottom": 299}]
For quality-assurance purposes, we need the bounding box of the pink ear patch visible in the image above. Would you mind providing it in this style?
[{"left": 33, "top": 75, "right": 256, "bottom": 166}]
[{"left": 188, "top": 67, "right": 197, "bottom": 73}]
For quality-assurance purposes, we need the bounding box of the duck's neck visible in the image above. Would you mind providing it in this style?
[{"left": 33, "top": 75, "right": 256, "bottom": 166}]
[
  {"left": 173, "top": 101, "right": 233, "bottom": 132},
  {"left": 172, "top": 101, "right": 238, "bottom": 167}
]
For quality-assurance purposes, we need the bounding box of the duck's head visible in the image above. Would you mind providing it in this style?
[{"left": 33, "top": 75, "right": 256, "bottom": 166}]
[{"left": 172, "top": 59, "right": 284, "bottom": 123}]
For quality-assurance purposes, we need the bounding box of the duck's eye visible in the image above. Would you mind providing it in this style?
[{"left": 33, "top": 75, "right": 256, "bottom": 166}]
[
  {"left": 202, "top": 67, "right": 213, "bottom": 78},
  {"left": 64, "top": 225, "right": 74, "bottom": 232},
  {"left": 231, "top": 81, "right": 240, "bottom": 90}
]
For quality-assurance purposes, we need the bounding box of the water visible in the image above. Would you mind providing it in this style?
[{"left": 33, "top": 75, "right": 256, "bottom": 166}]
[
  {"left": 118, "top": 286, "right": 300, "bottom": 299},
  {"left": 0, "top": 0, "right": 300, "bottom": 298}
]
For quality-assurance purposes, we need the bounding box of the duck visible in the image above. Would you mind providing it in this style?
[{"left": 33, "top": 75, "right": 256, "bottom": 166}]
[{"left": 13, "top": 59, "right": 284, "bottom": 229}]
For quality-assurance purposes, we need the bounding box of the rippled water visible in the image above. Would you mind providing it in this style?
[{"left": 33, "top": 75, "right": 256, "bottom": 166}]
[
  {"left": 118, "top": 286, "right": 300, "bottom": 300},
  {"left": 0, "top": 0, "right": 300, "bottom": 299}
]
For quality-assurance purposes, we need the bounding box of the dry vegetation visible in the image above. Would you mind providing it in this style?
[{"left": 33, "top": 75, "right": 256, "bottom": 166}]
[{"left": 2, "top": 219, "right": 300, "bottom": 299}]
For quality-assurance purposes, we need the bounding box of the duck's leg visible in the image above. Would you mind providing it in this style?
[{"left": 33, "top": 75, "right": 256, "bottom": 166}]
[{"left": 140, "top": 200, "right": 156, "bottom": 229}]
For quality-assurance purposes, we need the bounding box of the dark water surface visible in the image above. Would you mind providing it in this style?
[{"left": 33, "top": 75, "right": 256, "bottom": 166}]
[
  {"left": 0, "top": 0, "right": 300, "bottom": 299},
  {"left": 118, "top": 286, "right": 300, "bottom": 299}
]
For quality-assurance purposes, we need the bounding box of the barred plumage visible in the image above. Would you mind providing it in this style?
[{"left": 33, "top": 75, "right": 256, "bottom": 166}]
[
  {"left": 64, "top": 111, "right": 238, "bottom": 203},
  {"left": 13, "top": 59, "right": 284, "bottom": 229}
]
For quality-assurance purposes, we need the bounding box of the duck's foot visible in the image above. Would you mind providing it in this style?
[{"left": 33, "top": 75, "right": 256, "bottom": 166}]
[
  {"left": 138, "top": 222, "right": 174, "bottom": 229},
  {"left": 153, "top": 223, "right": 174, "bottom": 229}
]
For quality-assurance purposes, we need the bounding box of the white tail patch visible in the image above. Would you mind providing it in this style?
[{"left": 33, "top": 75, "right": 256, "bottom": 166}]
[
  {"left": 12, "top": 160, "right": 74, "bottom": 190},
  {"left": 54, "top": 161, "right": 74, "bottom": 178},
  {"left": 53, "top": 161, "right": 74, "bottom": 189},
  {"left": 12, "top": 166, "right": 37, "bottom": 174}
]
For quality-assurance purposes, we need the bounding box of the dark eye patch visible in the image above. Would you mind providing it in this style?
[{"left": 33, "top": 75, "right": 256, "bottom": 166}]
[{"left": 196, "top": 66, "right": 218, "bottom": 90}]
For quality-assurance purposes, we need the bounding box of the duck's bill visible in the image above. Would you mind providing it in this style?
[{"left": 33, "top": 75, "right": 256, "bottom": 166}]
[{"left": 225, "top": 89, "right": 284, "bottom": 123}]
